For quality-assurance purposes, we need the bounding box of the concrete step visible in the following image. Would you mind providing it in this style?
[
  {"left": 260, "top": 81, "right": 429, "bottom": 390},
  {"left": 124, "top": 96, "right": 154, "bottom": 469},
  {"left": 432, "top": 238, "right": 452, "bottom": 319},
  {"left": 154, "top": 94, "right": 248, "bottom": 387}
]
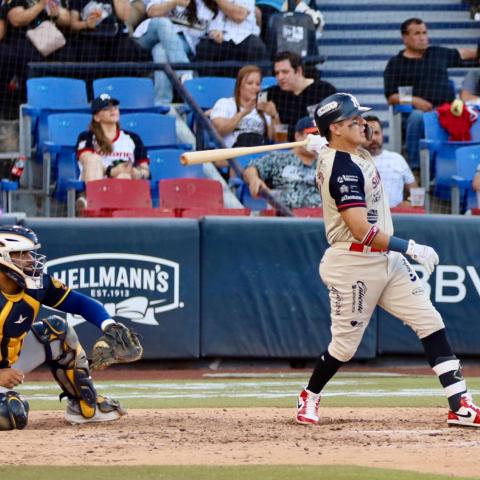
[
  {"left": 321, "top": 75, "right": 384, "bottom": 89},
  {"left": 322, "top": 59, "right": 389, "bottom": 71},
  {"left": 322, "top": 10, "right": 469, "bottom": 23},
  {"left": 319, "top": 3, "right": 467, "bottom": 11},
  {"left": 322, "top": 28, "right": 479, "bottom": 40},
  {"left": 316, "top": 0, "right": 461, "bottom": 5},
  {"left": 318, "top": 41, "right": 477, "bottom": 56}
]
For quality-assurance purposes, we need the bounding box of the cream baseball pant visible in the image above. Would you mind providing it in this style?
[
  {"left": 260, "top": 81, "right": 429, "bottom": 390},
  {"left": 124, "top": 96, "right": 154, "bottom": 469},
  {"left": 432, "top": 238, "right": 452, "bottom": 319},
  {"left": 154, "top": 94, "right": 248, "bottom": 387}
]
[{"left": 319, "top": 243, "right": 444, "bottom": 362}]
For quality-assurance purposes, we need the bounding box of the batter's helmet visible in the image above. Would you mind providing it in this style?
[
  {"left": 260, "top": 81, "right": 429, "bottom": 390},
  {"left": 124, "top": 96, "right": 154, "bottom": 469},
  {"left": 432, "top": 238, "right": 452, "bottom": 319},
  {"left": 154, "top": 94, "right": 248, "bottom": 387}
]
[
  {"left": 314, "top": 93, "right": 371, "bottom": 137},
  {"left": 0, "top": 225, "right": 45, "bottom": 289}
]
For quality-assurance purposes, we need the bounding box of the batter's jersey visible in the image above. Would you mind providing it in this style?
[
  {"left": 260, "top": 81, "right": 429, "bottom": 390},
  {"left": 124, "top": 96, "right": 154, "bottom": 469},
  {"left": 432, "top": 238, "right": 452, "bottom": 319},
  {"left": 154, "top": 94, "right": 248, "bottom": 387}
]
[
  {"left": 0, "top": 274, "right": 71, "bottom": 368},
  {"left": 316, "top": 146, "right": 393, "bottom": 244}
]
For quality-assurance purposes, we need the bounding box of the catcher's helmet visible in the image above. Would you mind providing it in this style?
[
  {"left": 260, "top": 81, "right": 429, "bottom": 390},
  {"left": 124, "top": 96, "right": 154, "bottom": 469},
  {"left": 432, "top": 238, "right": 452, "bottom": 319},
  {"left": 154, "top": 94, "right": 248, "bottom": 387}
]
[
  {"left": 0, "top": 225, "right": 45, "bottom": 289},
  {"left": 314, "top": 93, "right": 371, "bottom": 137}
]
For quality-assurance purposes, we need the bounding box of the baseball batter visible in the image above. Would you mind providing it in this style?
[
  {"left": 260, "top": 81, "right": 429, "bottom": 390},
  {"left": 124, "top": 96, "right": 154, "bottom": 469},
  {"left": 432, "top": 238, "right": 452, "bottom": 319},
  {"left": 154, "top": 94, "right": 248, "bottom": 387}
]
[
  {"left": 296, "top": 93, "right": 480, "bottom": 428},
  {"left": 0, "top": 225, "right": 142, "bottom": 430}
]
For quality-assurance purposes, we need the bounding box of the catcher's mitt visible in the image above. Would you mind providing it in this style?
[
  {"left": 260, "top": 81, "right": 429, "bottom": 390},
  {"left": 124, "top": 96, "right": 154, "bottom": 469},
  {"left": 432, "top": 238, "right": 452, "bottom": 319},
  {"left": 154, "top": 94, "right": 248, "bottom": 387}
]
[{"left": 91, "top": 322, "right": 143, "bottom": 370}]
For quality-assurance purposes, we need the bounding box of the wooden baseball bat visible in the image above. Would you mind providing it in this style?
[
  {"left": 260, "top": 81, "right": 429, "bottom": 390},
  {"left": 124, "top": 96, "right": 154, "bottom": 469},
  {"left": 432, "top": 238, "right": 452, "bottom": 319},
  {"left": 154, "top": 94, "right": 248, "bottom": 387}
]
[{"left": 180, "top": 139, "right": 308, "bottom": 165}]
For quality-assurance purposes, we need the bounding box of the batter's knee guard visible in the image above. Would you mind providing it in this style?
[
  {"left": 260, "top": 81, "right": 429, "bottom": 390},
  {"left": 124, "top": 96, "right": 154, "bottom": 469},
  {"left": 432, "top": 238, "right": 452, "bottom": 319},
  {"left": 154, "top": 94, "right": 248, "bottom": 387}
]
[
  {"left": 32, "top": 315, "right": 97, "bottom": 419},
  {"left": 0, "top": 391, "right": 29, "bottom": 430}
]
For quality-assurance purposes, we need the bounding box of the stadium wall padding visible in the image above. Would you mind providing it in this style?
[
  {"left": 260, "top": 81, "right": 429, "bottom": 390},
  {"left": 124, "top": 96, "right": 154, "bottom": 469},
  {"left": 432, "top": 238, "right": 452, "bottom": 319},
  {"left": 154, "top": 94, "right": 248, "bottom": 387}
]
[
  {"left": 24, "top": 215, "right": 480, "bottom": 359},
  {"left": 27, "top": 219, "right": 201, "bottom": 359}
]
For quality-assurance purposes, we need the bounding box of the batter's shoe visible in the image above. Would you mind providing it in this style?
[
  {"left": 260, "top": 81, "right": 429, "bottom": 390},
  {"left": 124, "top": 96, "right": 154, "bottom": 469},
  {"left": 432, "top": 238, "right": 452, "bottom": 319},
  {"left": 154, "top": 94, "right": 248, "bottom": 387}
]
[
  {"left": 447, "top": 393, "right": 480, "bottom": 428},
  {"left": 296, "top": 388, "right": 320, "bottom": 425},
  {"left": 65, "top": 396, "right": 126, "bottom": 425}
]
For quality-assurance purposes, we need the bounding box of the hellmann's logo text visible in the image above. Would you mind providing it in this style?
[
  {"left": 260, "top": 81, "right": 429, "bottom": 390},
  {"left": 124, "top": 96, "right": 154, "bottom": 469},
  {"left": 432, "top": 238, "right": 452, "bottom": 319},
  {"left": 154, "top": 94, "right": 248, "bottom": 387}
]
[{"left": 45, "top": 253, "right": 181, "bottom": 326}]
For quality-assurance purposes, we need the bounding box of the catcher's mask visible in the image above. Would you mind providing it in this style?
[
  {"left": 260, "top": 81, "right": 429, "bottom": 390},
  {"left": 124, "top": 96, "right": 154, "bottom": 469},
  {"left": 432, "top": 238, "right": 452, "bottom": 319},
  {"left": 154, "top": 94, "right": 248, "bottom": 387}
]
[
  {"left": 0, "top": 225, "right": 45, "bottom": 289},
  {"left": 314, "top": 93, "right": 372, "bottom": 137}
]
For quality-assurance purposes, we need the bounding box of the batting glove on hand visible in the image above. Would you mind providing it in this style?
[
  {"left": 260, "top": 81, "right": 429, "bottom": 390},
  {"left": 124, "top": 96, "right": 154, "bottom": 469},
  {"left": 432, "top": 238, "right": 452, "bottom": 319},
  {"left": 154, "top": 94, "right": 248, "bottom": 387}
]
[
  {"left": 305, "top": 134, "right": 328, "bottom": 154},
  {"left": 406, "top": 239, "right": 439, "bottom": 275}
]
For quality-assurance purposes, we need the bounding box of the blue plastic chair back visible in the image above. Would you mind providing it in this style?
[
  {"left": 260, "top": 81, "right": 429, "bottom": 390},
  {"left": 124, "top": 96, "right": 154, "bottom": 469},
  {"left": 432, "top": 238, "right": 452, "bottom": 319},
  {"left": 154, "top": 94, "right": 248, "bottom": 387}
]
[
  {"left": 47, "top": 113, "right": 91, "bottom": 147},
  {"left": 93, "top": 77, "right": 156, "bottom": 110},
  {"left": 149, "top": 148, "right": 204, "bottom": 180},
  {"left": 433, "top": 143, "right": 462, "bottom": 199},
  {"left": 148, "top": 148, "right": 204, "bottom": 206},
  {"left": 183, "top": 77, "right": 236, "bottom": 109},
  {"left": 456, "top": 145, "right": 480, "bottom": 180},
  {"left": 46, "top": 113, "right": 91, "bottom": 201},
  {"left": 121, "top": 113, "right": 177, "bottom": 148},
  {"left": 261, "top": 76, "right": 277, "bottom": 90},
  {"left": 455, "top": 145, "right": 480, "bottom": 210},
  {"left": 423, "top": 111, "right": 448, "bottom": 141},
  {"left": 27, "top": 77, "right": 89, "bottom": 109}
]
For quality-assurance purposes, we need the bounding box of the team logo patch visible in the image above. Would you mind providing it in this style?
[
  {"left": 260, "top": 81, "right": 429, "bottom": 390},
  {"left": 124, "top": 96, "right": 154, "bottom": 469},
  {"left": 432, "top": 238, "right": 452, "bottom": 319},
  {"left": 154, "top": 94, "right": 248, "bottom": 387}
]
[
  {"left": 45, "top": 253, "right": 181, "bottom": 327},
  {"left": 316, "top": 101, "right": 338, "bottom": 117},
  {"left": 339, "top": 184, "right": 349, "bottom": 194}
]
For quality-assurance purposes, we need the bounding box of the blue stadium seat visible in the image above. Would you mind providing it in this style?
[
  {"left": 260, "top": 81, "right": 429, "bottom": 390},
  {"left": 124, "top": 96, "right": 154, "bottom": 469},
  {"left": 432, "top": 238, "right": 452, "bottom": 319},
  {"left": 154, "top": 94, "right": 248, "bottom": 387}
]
[
  {"left": 451, "top": 145, "right": 480, "bottom": 214},
  {"left": 93, "top": 77, "right": 169, "bottom": 114},
  {"left": 261, "top": 76, "right": 277, "bottom": 90},
  {"left": 148, "top": 148, "right": 204, "bottom": 206},
  {"left": 182, "top": 77, "right": 236, "bottom": 149},
  {"left": 43, "top": 113, "right": 91, "bottom": 202},
  {"left": 21, "top": 78, "right": 89, "bottom": 159},
  {"left": 419, "top": 111, "right": 480, "bottom": 201},
  {"left": 183, "top": 77, "right": 236, "bottom": 110},
  {"left": 121, "top": 113, "right": 192, "bottom": 150}
]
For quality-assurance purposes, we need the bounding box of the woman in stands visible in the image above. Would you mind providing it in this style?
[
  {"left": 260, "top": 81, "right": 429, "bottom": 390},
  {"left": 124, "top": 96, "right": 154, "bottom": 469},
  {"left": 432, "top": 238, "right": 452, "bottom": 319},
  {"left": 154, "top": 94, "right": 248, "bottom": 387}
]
[
  {"left": 76, "top": 94, "right": 150, "bottom": 183},
  {"left": 133, "top": 0, "right": 220, "bottom": 105},
  {"left": 210, "top": 64, "right": 278, "bottom": 149}
]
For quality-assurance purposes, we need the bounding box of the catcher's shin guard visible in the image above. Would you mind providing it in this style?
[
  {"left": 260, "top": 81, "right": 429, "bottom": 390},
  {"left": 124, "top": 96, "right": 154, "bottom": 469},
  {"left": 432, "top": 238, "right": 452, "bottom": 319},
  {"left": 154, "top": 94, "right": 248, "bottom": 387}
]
[
  {"left": 32, "top": 315, "right": 97, "bottom": 419},
  {"left": 0, "top": 391, "right": 29, "bottom": 430}
]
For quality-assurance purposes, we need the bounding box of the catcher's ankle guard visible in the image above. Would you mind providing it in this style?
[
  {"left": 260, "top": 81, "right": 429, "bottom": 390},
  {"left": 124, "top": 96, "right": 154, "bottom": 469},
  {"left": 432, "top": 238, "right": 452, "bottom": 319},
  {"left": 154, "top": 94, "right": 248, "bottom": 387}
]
[
  {"left": 32, "top": 315, "right": 97, "bottom": 418},
  {"left": 0, "top": 391, "right": 29, "bottom": 430}
]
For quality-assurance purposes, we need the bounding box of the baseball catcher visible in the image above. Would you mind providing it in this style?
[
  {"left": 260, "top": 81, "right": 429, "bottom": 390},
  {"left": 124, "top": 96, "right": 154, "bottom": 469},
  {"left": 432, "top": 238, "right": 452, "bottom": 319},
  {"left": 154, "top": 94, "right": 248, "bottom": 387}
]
[{"left": 0, "top": 225, "right": 144, "bottom": 430}]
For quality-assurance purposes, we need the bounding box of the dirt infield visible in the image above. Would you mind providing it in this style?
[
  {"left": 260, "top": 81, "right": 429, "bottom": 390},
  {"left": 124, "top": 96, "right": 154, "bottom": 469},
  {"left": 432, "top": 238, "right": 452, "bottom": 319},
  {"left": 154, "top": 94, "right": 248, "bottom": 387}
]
[{"left": 4, "top": 407, "right": 480, "bottom": 478}]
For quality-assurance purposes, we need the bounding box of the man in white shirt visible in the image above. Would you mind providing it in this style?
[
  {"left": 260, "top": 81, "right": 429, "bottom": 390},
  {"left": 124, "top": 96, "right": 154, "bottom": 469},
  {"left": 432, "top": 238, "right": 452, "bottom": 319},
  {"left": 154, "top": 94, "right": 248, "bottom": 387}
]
[{"left": 363, "top": 115, "right": 418, "bottom": 207}]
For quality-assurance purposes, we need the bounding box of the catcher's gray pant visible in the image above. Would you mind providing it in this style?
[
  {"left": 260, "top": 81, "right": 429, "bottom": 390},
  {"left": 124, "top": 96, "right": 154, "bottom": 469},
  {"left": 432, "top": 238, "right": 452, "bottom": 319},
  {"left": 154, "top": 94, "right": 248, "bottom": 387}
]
[
  {"left": 320, "top": 244, "right": 444, "bottom": 362},
  {"left": 0, "top": 331, "right": 62, "bottom": 394}
]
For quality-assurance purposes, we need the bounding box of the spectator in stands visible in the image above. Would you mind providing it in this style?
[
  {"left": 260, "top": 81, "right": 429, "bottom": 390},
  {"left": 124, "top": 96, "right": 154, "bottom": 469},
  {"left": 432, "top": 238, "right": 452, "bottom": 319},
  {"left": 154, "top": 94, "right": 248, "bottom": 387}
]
[
  {"left": 242, "top": 116, "right": 321, "bottom": 208},
  {"left": 194, "top": 0, "right": 268, "bottom": 76},
  {"left": 2, "top": 0, "right": 74, "bottom": 115},
  {"left": 76, "top": 94, "right": 150, "bottom": 185},
  {"left": 133, "top": 0, "right": 219, "bottom": 105},
  {"left": 383, "top": 18, "right": 477, "bottom": 168},
  {"left": 265, "top": 51, "right": 336, "bottom": 140},
  {"left": 461, "top": 70, "right": 480, "bottom": 105},
  {"left": 70, "top": 0, "right": 150, "bottom": 62},
  {"left": 210, "top": 64, "right": 277, "bottom": 148},
  {"left": 362, "top": 115, "right": 418, "bottom": 208}
]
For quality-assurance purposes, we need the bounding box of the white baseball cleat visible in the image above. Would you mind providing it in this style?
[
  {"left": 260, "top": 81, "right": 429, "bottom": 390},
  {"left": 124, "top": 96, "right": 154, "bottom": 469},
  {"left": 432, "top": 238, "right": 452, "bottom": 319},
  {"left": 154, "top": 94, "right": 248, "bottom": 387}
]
[
  {"left": 447, "top": 393, "right": 480, "bottom": 428},
  {"left": 296, "top": 388, "right": 320, "bottom": 425},
  {"left": 65, "top": 396, "right": 126, "bottom": 425}
]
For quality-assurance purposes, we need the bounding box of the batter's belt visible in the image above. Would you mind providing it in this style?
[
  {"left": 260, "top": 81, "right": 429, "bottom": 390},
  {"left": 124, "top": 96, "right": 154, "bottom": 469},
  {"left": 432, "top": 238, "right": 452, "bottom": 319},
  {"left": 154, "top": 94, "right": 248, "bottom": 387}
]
[{"left": 331, "top": 242, "right": 388, "bottom": 254}]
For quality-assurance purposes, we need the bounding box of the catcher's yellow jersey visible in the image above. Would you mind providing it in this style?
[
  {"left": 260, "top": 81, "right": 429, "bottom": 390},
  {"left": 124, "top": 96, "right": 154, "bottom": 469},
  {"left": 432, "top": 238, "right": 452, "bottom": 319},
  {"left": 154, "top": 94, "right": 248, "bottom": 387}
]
[
  {"left": 0, "top": 275, "right": 70, "bottom": 367},
  {"left": 316, "top": 146, "right": 393, "bottom": 245}
]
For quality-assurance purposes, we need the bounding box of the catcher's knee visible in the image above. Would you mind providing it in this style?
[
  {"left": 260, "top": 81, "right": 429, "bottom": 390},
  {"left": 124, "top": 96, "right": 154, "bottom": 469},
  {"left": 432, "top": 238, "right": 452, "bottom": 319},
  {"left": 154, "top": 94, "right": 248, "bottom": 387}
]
[
  {"left": 32, "top": 315, "right": 97, "bottom": 418},
  {"left": 0, "top": 391, "right": 29, "bottom": 430}
]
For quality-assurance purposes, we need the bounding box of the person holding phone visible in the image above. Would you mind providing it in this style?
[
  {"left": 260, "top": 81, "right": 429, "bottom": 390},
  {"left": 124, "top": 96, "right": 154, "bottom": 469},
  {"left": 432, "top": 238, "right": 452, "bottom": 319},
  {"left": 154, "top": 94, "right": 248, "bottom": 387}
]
[{"left": 210, "top": 64, "right": 278, "bottom": 149}]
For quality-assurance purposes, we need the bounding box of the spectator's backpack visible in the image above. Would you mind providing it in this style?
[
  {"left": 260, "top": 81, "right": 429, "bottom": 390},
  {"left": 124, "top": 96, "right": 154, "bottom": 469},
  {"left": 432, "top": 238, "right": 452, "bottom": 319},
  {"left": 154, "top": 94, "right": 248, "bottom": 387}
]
[{"left": 265, "top": 0, "right": 319, "bottom": 59}]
